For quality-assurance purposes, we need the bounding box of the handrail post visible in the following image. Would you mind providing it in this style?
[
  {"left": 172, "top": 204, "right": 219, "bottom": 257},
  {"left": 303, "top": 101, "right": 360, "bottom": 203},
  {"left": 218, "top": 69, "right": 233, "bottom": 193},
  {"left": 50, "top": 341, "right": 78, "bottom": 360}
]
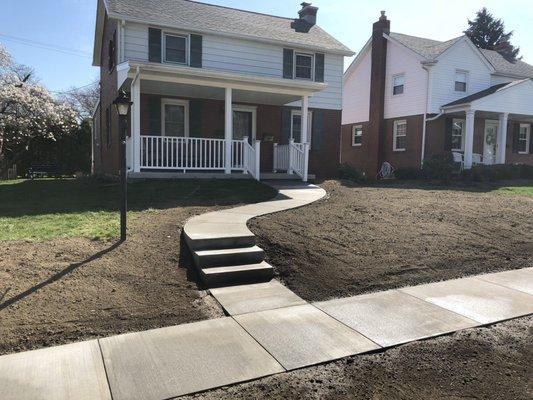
[
  {"left": 272, "top": 142, "right": 278, "bottom": 173},
  {"left": 255, "top": 140, "right": 261, "bottom": 180},
  {"left": 303, "top": 142, "right": 310, "bottom": 182},
  {"left": 243, "top": 136, "right": 248, "bottom": 174},
  {"left": 288, "top": 138, "right": 294, "bottom": 175}
]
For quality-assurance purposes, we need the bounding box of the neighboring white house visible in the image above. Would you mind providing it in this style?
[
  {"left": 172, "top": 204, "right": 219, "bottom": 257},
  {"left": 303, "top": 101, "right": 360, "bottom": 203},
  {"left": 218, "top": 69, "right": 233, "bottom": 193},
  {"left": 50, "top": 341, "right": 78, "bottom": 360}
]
[
  {"left": 341, "top": 12, "right": 533, "bottom": 175},
  {"left": 92, "top": 0, "right": 353, "bottom": 180}
]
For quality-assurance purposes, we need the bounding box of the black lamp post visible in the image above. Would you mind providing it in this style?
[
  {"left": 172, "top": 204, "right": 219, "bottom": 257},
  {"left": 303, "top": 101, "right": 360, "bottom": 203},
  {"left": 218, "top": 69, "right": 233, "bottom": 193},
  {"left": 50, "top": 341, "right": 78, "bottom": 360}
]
[{"left": 113, "top": 91, "right": 133, "bottom": 242}]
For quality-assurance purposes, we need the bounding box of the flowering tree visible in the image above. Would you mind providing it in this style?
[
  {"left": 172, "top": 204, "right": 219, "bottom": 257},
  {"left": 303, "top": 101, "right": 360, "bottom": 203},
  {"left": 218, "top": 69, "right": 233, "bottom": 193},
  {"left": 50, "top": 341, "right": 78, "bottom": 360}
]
[{"left": 0, "top": 45, "right": 78, "bottom": 175}]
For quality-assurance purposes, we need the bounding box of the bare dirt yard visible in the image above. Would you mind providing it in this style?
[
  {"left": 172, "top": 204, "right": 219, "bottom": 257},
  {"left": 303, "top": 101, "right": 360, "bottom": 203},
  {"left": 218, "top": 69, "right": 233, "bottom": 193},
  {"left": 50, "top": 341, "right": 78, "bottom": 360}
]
[
  {"left": 250, "top": 179, "right": 533, "bottom": 302},
  {"left": 186, "top": 316, "right": 532, "bottom": 400},
  {"left": 0, "top": 178, "right": 276, "bottom": 355}
]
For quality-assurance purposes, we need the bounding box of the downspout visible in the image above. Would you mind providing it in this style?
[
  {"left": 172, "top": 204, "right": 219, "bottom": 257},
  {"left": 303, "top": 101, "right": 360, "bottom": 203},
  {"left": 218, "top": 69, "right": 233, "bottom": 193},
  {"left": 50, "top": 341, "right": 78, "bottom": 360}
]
[{"left": 420, "top": 62, "right": 432, "bottom": 167}]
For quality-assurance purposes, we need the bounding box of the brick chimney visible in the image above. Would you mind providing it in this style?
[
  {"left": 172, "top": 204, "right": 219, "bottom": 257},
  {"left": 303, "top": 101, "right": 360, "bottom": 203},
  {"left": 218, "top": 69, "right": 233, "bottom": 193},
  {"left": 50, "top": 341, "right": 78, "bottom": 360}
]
[
  {"left": 292, "top": 2, "right": 318, "bottom": 33},
  {"left": 368, "top": 11, "right": 390, "bottom": 173}
]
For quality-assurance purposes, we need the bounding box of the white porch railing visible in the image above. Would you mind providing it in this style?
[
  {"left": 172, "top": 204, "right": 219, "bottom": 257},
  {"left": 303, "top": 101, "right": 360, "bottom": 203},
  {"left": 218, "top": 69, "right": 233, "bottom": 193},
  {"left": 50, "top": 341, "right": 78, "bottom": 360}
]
[
  {"left": 273, "top": 143, "right": 290, "bottom": 172},
  {"left": 289, "top": 139, "right": 310, "bottom": 182},
  {"left": 139, "top": 135, "right": 260, "bottom": 179}
]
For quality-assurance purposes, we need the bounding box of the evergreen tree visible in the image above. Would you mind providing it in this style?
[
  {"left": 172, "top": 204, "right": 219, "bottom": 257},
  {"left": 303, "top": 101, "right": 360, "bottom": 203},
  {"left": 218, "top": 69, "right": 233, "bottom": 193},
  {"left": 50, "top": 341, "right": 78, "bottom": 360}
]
[{"left": 465, "top": 8, "right": 520, "bottom": 62}]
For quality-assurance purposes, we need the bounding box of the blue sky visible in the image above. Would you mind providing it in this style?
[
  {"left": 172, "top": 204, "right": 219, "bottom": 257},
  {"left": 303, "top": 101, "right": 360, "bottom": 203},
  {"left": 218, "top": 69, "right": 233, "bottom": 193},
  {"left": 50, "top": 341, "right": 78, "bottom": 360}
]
[{"left": 1, "top": 0, "right": 531, "bottom": 93}]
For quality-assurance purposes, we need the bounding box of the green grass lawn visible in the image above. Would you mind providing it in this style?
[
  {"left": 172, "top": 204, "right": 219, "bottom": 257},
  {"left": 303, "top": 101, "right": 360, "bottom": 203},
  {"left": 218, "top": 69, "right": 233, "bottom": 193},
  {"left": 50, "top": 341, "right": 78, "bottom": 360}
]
[
  {"left": 0, "top": 178, "right": 276, "bottom": 241},
  {"left": 496, "top": 186, "right": 533, "bottom": 197}
]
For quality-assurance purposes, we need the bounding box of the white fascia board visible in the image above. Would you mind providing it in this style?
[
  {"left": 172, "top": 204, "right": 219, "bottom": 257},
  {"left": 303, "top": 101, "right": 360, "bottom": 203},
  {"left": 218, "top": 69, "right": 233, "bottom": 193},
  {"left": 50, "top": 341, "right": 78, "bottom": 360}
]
[
  {"left": 343, "top": 38, "right": 370, "bottom": 81},
  {"left": 441, "top": 104, "right": 472, "bottom": 113},
  {"left": 107, "top": 12, "right": 355, "bottom": 57},
  {"left": 126, "top": 61, "right": 327, "bottom": 96}
]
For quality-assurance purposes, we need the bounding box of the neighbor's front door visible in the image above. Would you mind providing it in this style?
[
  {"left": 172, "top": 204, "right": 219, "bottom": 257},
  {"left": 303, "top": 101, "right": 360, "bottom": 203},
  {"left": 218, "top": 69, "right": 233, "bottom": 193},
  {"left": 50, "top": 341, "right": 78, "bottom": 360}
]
[{"left": 483, "top": 120, "right": 498, "bottom": 165}]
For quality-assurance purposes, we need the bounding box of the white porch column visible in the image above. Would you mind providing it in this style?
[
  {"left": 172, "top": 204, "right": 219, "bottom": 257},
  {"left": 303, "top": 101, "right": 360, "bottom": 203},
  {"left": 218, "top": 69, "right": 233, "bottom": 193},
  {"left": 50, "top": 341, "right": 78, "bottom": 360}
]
[
  {"left": 497, "top": 112, "right": 509, "bottom": 164},
  {"left": 224, "top": 87, "right": 233, "bottom": 174},
  {"left": 301, "top": 95, "right": 309, "bottom": 143},
  {"left": 131, "top": 72, "right": 141, "bottom": 172},
  {"left": 464, "top": 110, "right": 476, "bottom": 169}
]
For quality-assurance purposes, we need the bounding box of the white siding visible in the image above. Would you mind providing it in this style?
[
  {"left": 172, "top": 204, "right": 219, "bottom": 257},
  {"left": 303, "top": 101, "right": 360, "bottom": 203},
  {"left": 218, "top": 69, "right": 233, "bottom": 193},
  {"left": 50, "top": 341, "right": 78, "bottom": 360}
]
[
  {"left": 428, "top": 40, "right": 492, "bottom": 113},
  {"left": 471, "top": 80, "right": 533, "bottom": 115},
  {"left": 342, "top": 49, "right": 371, "bottom": 124},
  {"left": 384, "top": 41, "right": 427, "bottom": 119},
  {"left": 490, "top": 74, "right": 517, "bottom": 86},
  {"left": 123, "top": 22, "right": 343, "bottom": 110}
]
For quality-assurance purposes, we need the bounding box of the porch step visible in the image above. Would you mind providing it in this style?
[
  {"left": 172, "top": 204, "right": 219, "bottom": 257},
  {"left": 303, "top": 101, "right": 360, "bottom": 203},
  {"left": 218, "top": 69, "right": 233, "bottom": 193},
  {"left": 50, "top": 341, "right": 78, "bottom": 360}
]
[
  {"left": 260, "top": 172, "right": 316, "bottom": 181},
  {"left": 193, "top": 245, "right": 265, "bottom": 269},
  {"left": 201, "top": 261, "right": 274, "bottom": 288},
  {"left": 184, "top": 231, "right": 256, "bottom": 252}
]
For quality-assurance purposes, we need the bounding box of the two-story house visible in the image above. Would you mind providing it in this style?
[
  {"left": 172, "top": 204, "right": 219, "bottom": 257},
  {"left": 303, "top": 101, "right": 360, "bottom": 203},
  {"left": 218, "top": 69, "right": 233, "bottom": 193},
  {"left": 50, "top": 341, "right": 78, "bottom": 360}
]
[
  {"left": 91, "top": 0, "right": 353, "bottom": 181},
  {"left": 342, "top": 12, "right": 533, "bottom": 176}
]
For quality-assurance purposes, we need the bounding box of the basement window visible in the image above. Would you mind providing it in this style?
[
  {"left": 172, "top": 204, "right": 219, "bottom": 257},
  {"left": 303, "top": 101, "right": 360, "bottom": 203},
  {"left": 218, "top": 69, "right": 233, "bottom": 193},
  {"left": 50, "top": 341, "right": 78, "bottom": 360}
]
[
  {"left": 393, "top": 120, "right": 407, "bottom": 151},
  {"left": 351, "top": 125, "right": 362, "bottom": 146},
  {"left": 455, "top": 70, "right": 468, "bottom": 92},
  {"left": 392, "top": 74, "right": 405, "bottom": 95}
]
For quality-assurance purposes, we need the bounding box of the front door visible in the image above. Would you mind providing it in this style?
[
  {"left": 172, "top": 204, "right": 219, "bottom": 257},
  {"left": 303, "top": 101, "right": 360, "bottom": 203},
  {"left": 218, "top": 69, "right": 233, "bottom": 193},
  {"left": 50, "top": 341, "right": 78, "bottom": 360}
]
[
  {"left": 233, "top": 106, "right": 256, "bottom": 143},
  {"left": 483, "top": 120, "right": 498, "bottom": 165}
]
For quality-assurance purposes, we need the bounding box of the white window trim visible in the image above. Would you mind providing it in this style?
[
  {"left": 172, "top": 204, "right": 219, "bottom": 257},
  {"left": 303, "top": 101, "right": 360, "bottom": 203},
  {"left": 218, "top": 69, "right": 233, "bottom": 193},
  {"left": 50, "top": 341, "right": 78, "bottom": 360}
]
[
  {"left": 161, "top": 98, "right": 189, "bottom": 137},
  {"left": 162, "top": 32, "right": 189, "bottom": 66},
  {"left": 290, "top": 109, "right": 313, "bottom": 143},
  {"left": 393, "top": 119, "right": 407, "bottom": 152},
  {"left": 518, "top": 123, "right": 531, "bottom": 154},
  {"left": 233, "top": 105, "right": 257, "bottom": 141},
  {"left": 392, "top": 73, "right": 405, "bottom": 96},
  {"left": 454, "top": 69, "right": 469, "bottom": 93},
  {"left": 452, "top": 118, "right": 466, "bottom": 152},
  {"left": 351, "top": 125, "right": 362, "bottom": 147},
  {"left": 293, "top": 52, "right": 314, "bottom": 81}
]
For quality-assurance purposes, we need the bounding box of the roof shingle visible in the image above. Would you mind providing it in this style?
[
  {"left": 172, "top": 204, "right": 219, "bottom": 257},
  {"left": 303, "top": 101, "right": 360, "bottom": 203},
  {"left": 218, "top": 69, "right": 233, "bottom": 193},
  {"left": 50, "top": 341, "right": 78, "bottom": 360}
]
[{"left": 104, "top": 0, "right": 353, "bottom": 54}]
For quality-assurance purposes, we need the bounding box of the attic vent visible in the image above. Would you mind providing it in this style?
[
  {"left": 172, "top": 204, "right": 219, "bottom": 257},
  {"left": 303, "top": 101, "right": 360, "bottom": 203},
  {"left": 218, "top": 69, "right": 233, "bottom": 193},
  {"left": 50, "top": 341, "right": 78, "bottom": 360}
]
[{"left": 291, "top": 2, "right": 318, "bottom": 33}]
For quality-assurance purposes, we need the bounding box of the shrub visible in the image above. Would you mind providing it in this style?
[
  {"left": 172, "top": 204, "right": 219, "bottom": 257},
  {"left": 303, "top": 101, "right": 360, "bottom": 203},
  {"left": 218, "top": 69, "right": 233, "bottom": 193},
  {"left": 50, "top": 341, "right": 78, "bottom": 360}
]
[
  {"left": 462, "top": 164, "right": 533, "bottom": 182},
  {"left": 394, "top": 167, "right": 424, "bottom": 180},
  {"left": 339, "top": 163, "right": 367, "bottom": 183},
  {"left": 422, "top": 153, "right": 456, "bottom": 181}
]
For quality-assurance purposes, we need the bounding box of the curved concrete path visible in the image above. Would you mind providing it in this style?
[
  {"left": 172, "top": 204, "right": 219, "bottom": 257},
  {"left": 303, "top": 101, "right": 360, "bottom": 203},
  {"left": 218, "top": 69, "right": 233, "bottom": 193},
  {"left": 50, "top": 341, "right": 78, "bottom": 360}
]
[{"left": 183, "top": 182, "right": 326, "bottom": 287}]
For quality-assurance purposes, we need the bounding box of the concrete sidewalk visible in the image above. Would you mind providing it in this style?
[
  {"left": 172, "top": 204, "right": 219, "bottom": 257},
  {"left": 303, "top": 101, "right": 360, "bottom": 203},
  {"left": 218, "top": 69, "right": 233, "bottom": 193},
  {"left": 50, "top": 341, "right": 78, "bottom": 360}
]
[{"left": 1, "top": 268, "right": 531, "bottom": 400}]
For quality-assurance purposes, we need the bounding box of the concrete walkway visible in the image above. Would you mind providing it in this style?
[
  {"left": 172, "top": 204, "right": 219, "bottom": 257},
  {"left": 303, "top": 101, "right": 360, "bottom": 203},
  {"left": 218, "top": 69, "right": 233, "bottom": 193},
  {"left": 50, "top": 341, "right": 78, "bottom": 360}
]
[{"left": 1, "top": 181, "right": 532, "bottom": 400}]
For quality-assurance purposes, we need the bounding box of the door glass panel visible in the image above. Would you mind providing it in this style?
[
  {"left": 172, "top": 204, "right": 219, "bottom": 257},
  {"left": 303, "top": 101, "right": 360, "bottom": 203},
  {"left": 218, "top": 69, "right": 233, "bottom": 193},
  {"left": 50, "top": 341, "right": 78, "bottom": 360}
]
[
  {"left": 233, "top": 111, "right": 253, "bottom": 141},
  {"left": 291, "top": 114, "right": 302, "bottom": 142},
  {"left": 164, "top": 104, "right": 185, "bottom": 136}
]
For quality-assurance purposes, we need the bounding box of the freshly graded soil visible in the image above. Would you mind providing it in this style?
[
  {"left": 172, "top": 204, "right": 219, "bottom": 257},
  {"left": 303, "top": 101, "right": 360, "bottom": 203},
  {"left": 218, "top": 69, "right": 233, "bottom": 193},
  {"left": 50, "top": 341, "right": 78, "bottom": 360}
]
[
  {"left": 250, "top": 180, "right": 533, "bottom": 302},
  {"left": 0, "top": 205, "right": 225, "bottom": 355},
  {"left": 185, "top": 316, "right": 533, "bottom": 400}
]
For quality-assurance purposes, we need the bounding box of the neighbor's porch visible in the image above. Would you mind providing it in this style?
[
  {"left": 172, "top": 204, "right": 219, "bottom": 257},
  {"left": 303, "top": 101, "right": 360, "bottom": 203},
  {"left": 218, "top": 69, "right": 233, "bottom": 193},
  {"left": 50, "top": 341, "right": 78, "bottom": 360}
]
[{"left": 119, "top": 62, "right": 326, "bottom": 181}]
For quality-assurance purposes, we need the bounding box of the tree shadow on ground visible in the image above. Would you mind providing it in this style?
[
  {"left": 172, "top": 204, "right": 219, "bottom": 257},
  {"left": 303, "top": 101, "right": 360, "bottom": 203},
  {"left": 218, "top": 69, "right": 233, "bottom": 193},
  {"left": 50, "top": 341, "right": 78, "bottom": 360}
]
[{"left": 0, "top": 178, "right": 278, "bottom": 218}]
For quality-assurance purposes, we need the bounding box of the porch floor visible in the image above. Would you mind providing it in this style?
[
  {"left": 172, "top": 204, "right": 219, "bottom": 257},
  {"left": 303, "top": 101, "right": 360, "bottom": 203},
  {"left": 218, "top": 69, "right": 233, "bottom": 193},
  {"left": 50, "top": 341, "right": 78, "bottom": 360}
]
[{"left": 128, "top": 171, "right": 315, "bottom": 181}]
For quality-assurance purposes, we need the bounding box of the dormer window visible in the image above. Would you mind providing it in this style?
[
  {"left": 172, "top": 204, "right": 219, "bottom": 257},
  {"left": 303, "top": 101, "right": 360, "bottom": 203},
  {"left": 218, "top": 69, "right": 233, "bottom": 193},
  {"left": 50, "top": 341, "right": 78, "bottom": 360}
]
[
  {"left": 392, "top": 74, "right": 405, "bottom": 95},
  {"left": 164, "top": 33, "right": 188, "bottom": 64},
  {"left": 294, "top": 52, "right": 314, "bottom": 80},
  {"left": 455, "top": 70, "right": 468, "bottom": 92}
]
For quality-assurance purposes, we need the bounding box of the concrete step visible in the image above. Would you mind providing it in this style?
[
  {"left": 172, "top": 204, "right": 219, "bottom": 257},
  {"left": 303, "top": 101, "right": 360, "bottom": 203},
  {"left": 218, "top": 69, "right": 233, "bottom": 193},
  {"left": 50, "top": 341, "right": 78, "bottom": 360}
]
[
  {"left": 193, "top": 246, "right": 265, "bottom": 269},
  {"left": 260, "top": 173, "right": 316, "bottom": 181},
  {"left": 201, "top": 262, "right": 274, "bottom": 288},
  {"left": 184, "top": 231, "right": 256, "bottom": 251}
]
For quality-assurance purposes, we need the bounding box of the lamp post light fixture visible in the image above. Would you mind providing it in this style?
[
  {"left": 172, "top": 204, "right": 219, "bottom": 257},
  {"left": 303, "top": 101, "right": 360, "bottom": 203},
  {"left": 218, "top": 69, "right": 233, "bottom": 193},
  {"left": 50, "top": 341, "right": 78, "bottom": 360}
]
[{"left": 113, "top": 91, "right": 133, "bottom": 242}]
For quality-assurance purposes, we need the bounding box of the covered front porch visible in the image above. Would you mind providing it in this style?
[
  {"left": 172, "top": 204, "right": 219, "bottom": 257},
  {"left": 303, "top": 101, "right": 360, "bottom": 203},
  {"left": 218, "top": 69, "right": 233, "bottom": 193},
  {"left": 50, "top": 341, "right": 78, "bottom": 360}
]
[
  {"left": 440, "top": 79, "right": 533, "bottom": 169},
  {"left": 119, "top": 62, "right": 326, "bottom": 181}
]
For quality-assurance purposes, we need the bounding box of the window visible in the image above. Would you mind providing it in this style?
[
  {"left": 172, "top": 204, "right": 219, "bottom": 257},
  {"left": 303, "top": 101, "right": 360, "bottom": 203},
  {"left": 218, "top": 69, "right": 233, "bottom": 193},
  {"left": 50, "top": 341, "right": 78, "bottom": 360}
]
[
  {"left": 518, "top": 124, "right": 531, "bottom": 154},
  {"left": 161, "top": 99, "right": 189, "bottom": 136},
  {"left": 452, "top": 118, "right": 465, "bottom": 151},
  {"left": 393, "top": 120, "right": 407, "bottom": 151},
  {"left": 455, "top": 70, "right": 468, "bottom": 92},
  {"left": 351, "top": 125, "right": 362, "bottom": 146},
  {"left": 294, "top": 53, "right": 314, "bottom": 80},
  {"left": 392, "top": 74, "right": 405, "bottom": 95},
  {"left": 290, "top": 110, "right": 313, "bottom": 144},
  {"left": 164, "top": 33, "right": 188, "bottom": 64}
]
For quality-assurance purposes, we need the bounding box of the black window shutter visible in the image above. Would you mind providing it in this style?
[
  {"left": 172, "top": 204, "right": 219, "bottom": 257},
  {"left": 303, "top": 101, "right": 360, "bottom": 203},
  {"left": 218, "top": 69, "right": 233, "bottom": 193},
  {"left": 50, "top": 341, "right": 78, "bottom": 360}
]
[
  {"left": 529, "top": 124, "right": 533, "bottom": 154},
  {"left": 189, "top": 99, "right": 203, "bottom": 137},
  {"left": 283, "top": 49, "right": 294, "bottom": 79},
  {"left": 148, "top": 96, "right": 161, "bottom": 135},
  {"left": 281, "top": 108, "right": 292, "bottom": 143},
  {"left": 312, "top": 111, "right": 324, "bottom": 150},
  {"left": 190, "top": 34, "right": 203, "bottom": 68},
  {"left": 314, "top": 53, "right": 325, "bottom": 82},
  {"left": 149, "top": 28, "right": 162, "bottom": 63},
  {"left": 512, "top": 123, "right": 520, "bottom": 153},
  {"left": 108, "top": 31, "right": 116, "bottom": 71},
  {"left": 444, "top": 117, "right": 453, "bottom": 151}
]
